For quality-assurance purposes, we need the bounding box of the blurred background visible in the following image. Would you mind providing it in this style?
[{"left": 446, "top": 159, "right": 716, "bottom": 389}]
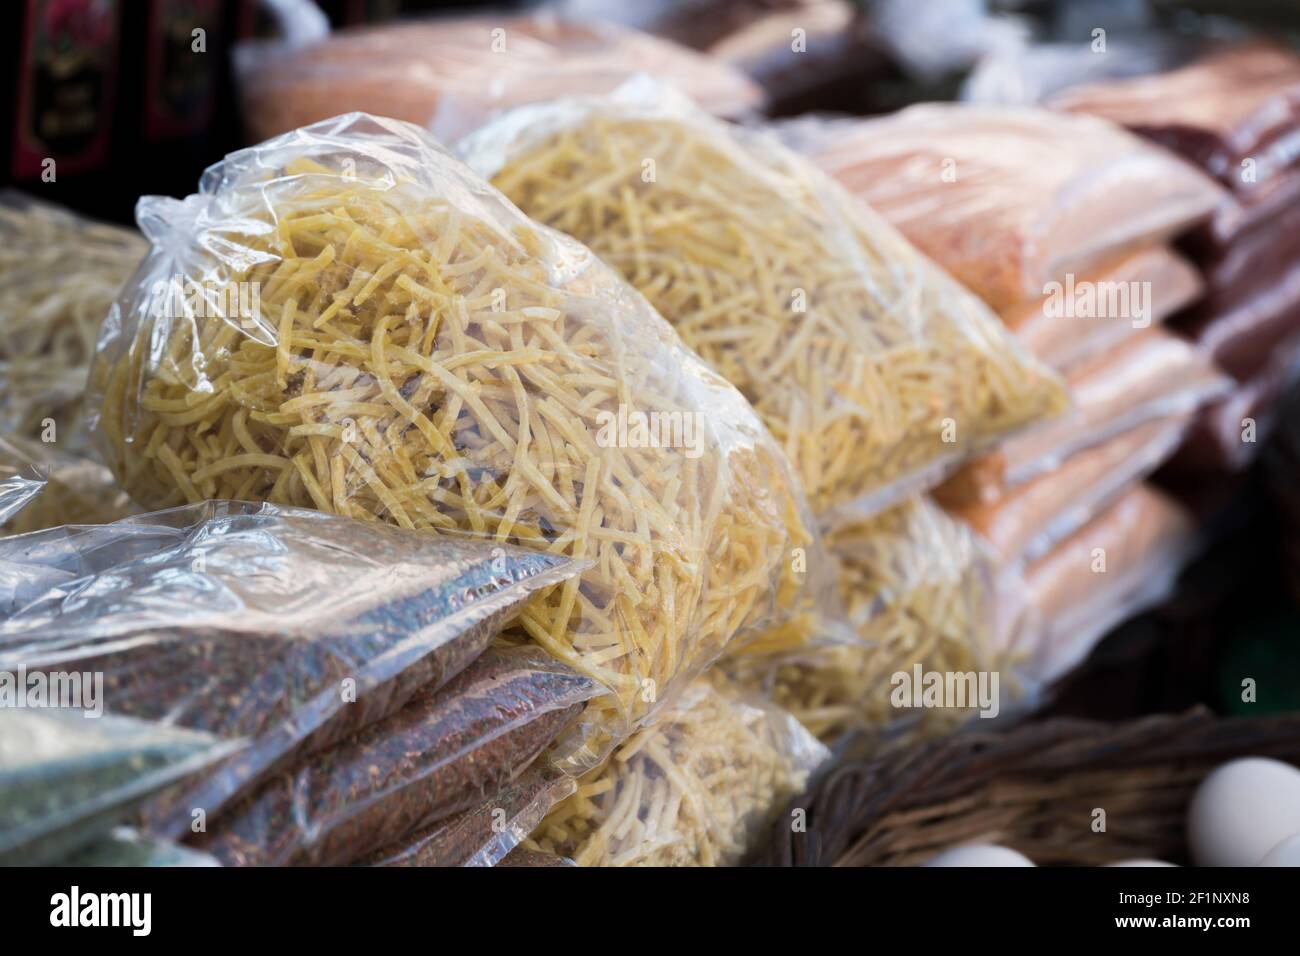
[{"left": 3, "top": 0, "right": 1300, "bottom": 727}]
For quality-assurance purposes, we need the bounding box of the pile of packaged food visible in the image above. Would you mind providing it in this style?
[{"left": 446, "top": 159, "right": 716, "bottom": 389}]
[{"left": 3, "top": 9, "right": 1299, "bottom": 867}]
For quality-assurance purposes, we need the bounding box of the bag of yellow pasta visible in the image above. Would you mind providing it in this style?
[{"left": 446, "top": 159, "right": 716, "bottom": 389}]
[
  {"left": 727, "top": 497, "right": 1029, "bottom": 743},
  {"left": 523, "top": 672, "right": 828, "bottom": 866},
  {"left": 460, "top": 79, "right": 1069, "bottom": 521},
  {"left": 88, "top": 112, "right": 817, "bottom": 773}
]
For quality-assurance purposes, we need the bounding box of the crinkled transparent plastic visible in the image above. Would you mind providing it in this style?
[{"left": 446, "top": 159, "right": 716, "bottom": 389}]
[
  {"left": 523, "top": 672, "right": 828, "bottom": 866},
  {"left": 89, "top": 113, "right": 817, "bottom": 773},
  {"left": 0, "top": 436, "right": 48, "bottom": 527},
  {"left": 196, "top": 646, "right": 596, "bottom": 866},
  {"left": 366, "top": 762, "right": 575, "bottom": 867},
  {"left": 0, "top": 709, "right": 238, "bottom": 866},
  {"left": 236, "top": 13, "right": 764, "bottom": 146},
  {"left": 951, "top": 414, "right": 1193, "bottom": 565},
  {"left": 1003, "top": 485, "right": 1199, "bottom": 686},
  {"left": 728, "top": 496, "right": 1017, "bottom": 742},
  {"left": 464, "top": 80, "right": 1070, "bottom": 520},
  {"left": 0, "top": 500, "right": 582, "bottom": 836},
  {"left": 0, "top": 192, "right": 146, "bottom": 457},
  {"left": 999, "top": 245, "right": 1203, "bottom": 373},
  {"left": 60, "top": 827, "right": 221, "bottom": 867},
  {"left": 935, "top": 328, "right": 1230, "bottom": 507},
  {"left": 780, "top": 104, "right": 1226, "bottom": 312},
  {"left": 0, "top": 435, "right": 136, "bottom": 536}
]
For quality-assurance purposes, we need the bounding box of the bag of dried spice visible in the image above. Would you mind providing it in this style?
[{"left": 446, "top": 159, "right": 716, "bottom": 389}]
[
  {"left": 0, "top": 709, "right": 238, "bottom": 866},
  {"left": 364, "top": 762, "right": 576, "bottom": 868},
  {"left": 89, "top": 111, "right": 825, "bottom": 774},
  {"left": 194, "top": 646, "right": 597, "bottom": 866},
  {"left": 0, "top": 501, "right": 584, "bottom": 838},
  {"left": 523, "top": 673, "right": 829, "bottom": 867}
]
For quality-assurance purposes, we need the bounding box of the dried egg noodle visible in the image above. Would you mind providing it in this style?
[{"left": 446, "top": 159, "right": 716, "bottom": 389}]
[
  {"left": 525, "top": 673, "right": 827, "bottom": 866},
  {"left": 0, "top": 192, "right": 146, "bottom": 454},
  {"left": 465, "top": 83, "right": 1069, "bottom": 520},
  {"left": 728, "top": 497, "right": 1022, "bottom": 741},
  {"left": 89, "top": 113, "right": 815, "bottom": 771}
]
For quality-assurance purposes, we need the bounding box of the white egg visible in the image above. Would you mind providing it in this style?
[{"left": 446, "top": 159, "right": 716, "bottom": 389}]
[
  {"left": 923, "top": 844, "right": 1035, "bottom": 867},
  {"left": 1106, "top": 859, "right": 1178, "bottom": 867},
  {"left": 1187, "top": 757, "right": 1300, "bottom": 866},
  {"left": 1259, "top": 833, "right": 1300, "bottom": 867}
]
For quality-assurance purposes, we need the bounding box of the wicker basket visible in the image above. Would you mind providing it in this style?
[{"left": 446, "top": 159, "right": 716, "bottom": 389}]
[{"left": 756, "top": 708, "right": 1300, "bottom": 866}]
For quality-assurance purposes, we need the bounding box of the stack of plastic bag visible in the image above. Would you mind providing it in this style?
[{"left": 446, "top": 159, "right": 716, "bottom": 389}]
[
  {"left": 784, "top": 103, "right": 1227, "bottom": 689},
  {"left": 461, "top": 80, "right": 1074, "bottom": 743},
  {"left": 1049, "top": 42, "right": 1300, "bottom": 472},
  {"left": 0, "top": 501, "right": 590, "bottom": 864}
]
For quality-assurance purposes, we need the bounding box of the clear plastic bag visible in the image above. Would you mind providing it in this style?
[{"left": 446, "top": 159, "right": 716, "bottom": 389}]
[
  {"left": 1003, "top": 484, "right": 1200, "bottom": 687},
  {"left": 0, "top": 436, "right": 48, "bottom": 527},
  {"left": 935, "top": 328, "right": 1230, "bottom": 507},
  {"left": 465, "top": 80, "right": 1069, "bottom": 519},
  {"left": 0, "top": 500, "right": 583, "bottom": 835},
  {"left": 780, "top": 104, "right": 1225, "bottom": 312},
  {"left": 1048, "top": 42, "right": 1300, "bottom": 186},
  {"left": 0, "top": 192, "right": 146, "bottom": 458},
  {"left": 59, "top": 827, "right": 221, "bottom": 867},
  {"left": 727, "top": 496, "right": 1014, "bottom": 741},
  {"left": 950, "top": 414, "right": 1193, "bottom": 565},
  {"left": 89, "top": 112, "right": 817, "bottom": 773},
  {"left": 523, "top": 672, "right": 828, "bottom": 867},
  {"left": 0, "top": 709, "right": 238, "bottom": 866},
  {"left": 999, "top": 245, "right": 1203, "bottom": 373},
  {"left": 236, "top": 12, "right": 765, "bottom": 146},
  {"left": 0, "top": 435, "right": 136, "bottom": 537},
  {"left": 195, "top": 646, "right": 596, "bottom": 866},
  {"left": 365, "top": 763, "right": 576, "bottom": 867}
]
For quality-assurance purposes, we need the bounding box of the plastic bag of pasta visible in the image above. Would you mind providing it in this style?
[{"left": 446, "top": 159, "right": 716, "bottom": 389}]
[
  {"left": 89, "top": 112, "right": 817, "bottom": 773},
  {"left": 0, "top": 437, "right": 48, "bottom": 527},
  {"left": 0, "top": 435, "right": 136, "bottom": 537},
  {"left": 0, "top": 710, "right": 238, "bottom": 866},
  {"left": 462, "top": 79, "right": 1069, "bottom": 520},
  {"left": 194, "top": 647, "right": 597, "bottom": 866},
  {"left": 0, "top": 192, "right": 146, "bottom": 457},
  {"left": 523, "top": 673, "right": 828, "bottom": 867},
  {"left": 0, "top": 501, "right": 583, "bottom": 836},
  {"left": 727, "top": 496, "right": 1015, "bottom": 742}
]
